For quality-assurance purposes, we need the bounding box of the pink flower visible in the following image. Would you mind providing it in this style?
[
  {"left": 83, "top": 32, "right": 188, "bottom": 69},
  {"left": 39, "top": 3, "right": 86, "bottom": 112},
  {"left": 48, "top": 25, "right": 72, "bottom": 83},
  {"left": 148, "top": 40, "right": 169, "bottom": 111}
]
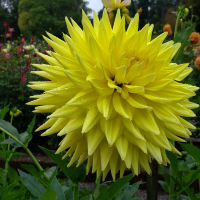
[
  {"left": 193, "top": 46, "right": 200, "bottom": 54},
  {"left": 3, "top": 52, "right": 11, "bottom": 59},
  {"left": 21, "top": 72, "right": 25, "bottom": 84},
  {"left": 23, "top": 48, "right": 27, "bottom": 54},
  {"left": 21, "top": 36, "right": 26, "bottom": 44},
  {"left": 33, "top": 52, "right": 37, "bottom": 57},
  {"left": 17, "top": 46, "right": 23, "bottom": 55},
  {"left": 30, "top": 37, "right": 35, "bottom": 45},
  {"left": 23, "top": 66, "right": 30, "bottom": 73},
  {"left": 42, "top": 50, "right": 48, "bottom": 55},
  {"left": 5, "top": 32, "right": 12, "bottom": 38},
  {"left": 0, "top": 44, "right": 2, "bottom": 52},
  {"left": 8, "top": 26, "right": 15, "bottom": 33}
]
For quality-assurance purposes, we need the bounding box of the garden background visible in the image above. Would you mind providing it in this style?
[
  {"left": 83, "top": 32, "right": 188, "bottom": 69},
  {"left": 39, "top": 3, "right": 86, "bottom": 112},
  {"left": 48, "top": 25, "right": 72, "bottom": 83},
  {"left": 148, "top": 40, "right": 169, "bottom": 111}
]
[{"left": 1, "top": 0, "right": 200, "bottom": 199}]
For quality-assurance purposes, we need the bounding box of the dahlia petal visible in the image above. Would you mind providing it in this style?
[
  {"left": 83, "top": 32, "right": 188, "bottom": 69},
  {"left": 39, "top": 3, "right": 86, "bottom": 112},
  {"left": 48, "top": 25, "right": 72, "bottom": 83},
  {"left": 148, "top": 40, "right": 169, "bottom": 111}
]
[
  {"left": 56, "top": 130, "right": 82, "bottom": 153},
  {"left": 36, "top": 52, "right": 60, "bottom": 66},
  {"left": 113, "top": 9, "right": 122, "bottom": 34},
  {"left": 175, "top": 67, "right": 193, "bottom": 81},
  {"left": 87, "top": 77, "right": 114, "bottom": 96},
  {"left": 93, "top": 11, "right": 100, "bottom": 35},
  {"left": 146, "top": 79, "right": 172, "bottom": 91},
  {"left": 114, "top": 65, "right": 127, "bottom": 84},
  {"left": 62, "top": 145, "right": 76, "bottom": 159},
  {"left": 101, "top": 9, "right": 113, "bottom": 39},
  {"left": 67, "top": 89, "right": 98, "bottom": 109},
  {"left": 160, "top": 41, "right": 174, "bottom": 52},
  {"left": 144, "top": 93, "right": 171, "bottom": 103},
  {"left": 110, "top": 149, "right": 119, "bottom": 181},
  {"left": 76, "top": 151, "right": 88, "bottom": 167},
  {"left": 135, "top": 109, "right": 160, "bottom": 135},
  {"left": 126, "top": 13, "right": 139, "bottom": 38},
  {"left": 31, "top": 71, "right": 54, "bottom": 81},
  {"left": 36, "top": 118, "right": 57, "bottom": 132},
  {"left": 46, "top": 32, "right": 69, "bottom": 49},
  {"left": 131, "top": 73, "right": 156, "bottom": 86},
  {"left": 82, "top": 108, "right": 100, "bottom": 133},
  {"left": 146, "top": 141, "right": 162, "bottom": 163},
  {"left": 28, "top": 82, "right": 60, "bottom": 91},
  {"left": 119, "top": 161, "right": 126, "bottom": 178},
  {"left": 33, "top": 105, "right": 58, "bottom": 113},
  {"left": 122, "top": 118, "right": 145, "bottom": 140},
  {"left": 67, "top": 140, "right": 87, "bottom": 167},
  {"left": 64, "top": 70, "right": 90, "bottom": 89},
  {"left": 103, "top": 114, "right": 123, "bottom": 146},
  {"left": 165, "top": 129, "right": 186, "bottom": 142},
  {"left": 41, "top": 118, "right": 68, "bottom": 136},
  {"left": 124, "top": 144, "right": 132, "bottom": 168},
  {"left": 147, "top": 24, "right": 154, "bottom": 43},
  {"left": 92, "top": 148, "right": 100, "bottom": 173},
  {"left": 124, "top": 85, "right": 144, "bottom": 94},
  {"left": 124, "top": 129, "right": 147, "bottom": 153},
  {"left": 86, "top": 155, "right": 93, "bottom": 174},
  {"left": 65, "top": 17, "right": 86, "bottom": 48},
  {"left": 100, "top": 140, "right": 114, "bottom": 170},
  {"left": 179, "top": 100, "right": 199, "bottom": 109},
  {"left": 86, "top": 126, "right": 104, "bottom": 155},
  {"left": 131, "top": 145, "right": 139, "bottom": 175},
  {"left": 114, "top": 136, "right": 129, "bottom": 160},
  {"left": 113, "top": 92, "right": 133, "bottom": 119},
  {"left": 64, "top": 114, "right": 85, "bottom": 133},
  {"left": 139, "top": 151, "right": 151, "bottom": 175}
]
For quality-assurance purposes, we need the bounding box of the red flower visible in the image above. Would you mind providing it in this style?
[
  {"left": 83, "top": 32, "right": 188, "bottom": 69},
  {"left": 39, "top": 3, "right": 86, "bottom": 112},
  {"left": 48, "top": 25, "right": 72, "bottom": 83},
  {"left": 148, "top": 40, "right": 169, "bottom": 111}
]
[
  {"left": 21, "top": 72, "right": 25, "bottom": 84},
  {"left": 42, "top": 50, "right": 48, "bottom": 55},
  {"left": 16, "top": 46, "right": 23, "bottom": 55},
  {"left": 25, "top": 58, "right": 31, "bottom": 66},
  {"left": 3, "top": 21, "right": 9, "bottom": 28},
  {"left": 30, "top": 37, "right": 35, "bottom": 45}
]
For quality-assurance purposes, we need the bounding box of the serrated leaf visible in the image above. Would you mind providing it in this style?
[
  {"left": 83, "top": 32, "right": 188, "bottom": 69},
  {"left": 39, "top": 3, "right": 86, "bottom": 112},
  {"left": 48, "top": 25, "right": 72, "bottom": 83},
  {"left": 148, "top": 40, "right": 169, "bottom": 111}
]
[
  {"left": 0, "top": 119, "right": 20, "bottom": 140},
  {"left": 121, "top": 181, "right": 143, "bottom": 200},
  {"left": 7, "top": 165, "right": 19, "bottom": 184},
  {"left": 18, "top": 170, "right": 46, "bottom": 198},
  {"left": 21, "top": 164, "right": 38, "bottom": 177},
  {"left": 50, "top": 177, "right": 65, "bottom": 200},
  {"left": 179, "top": 143, "right": 200, "bottom": 163},
  {"left": 39, "top": 146, "right": 86, "bottom": 184},
  {"left": 96, "top": 174, "right": 133, "bottom": 200},
  {"left": 81, "top": 194, "right": 93, "bottom": 200},
  {"left": 26, "top": 116, "right": 36, "bottom": 136},
  {"left": 158, "top": 181, "right": 169, "bottom": 193},
  {"left": 40, "top": 187, "right": 57, "bottom": 200}
]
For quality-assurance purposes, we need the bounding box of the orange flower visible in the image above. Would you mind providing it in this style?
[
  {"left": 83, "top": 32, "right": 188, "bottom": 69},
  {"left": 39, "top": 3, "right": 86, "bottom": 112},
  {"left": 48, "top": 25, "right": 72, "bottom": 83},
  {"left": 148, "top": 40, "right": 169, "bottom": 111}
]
[
  {"left": 189, "top": 32, "right": 200, "bottom": 45},
  {"left": 163, "top": 24, "right": 172, "bottom": 36},
  {"left": 137, "top": 7, "right": 143, "bottom": 16},
  {"left": 195, "top": 55, "right": 200, "bottom": 69}
]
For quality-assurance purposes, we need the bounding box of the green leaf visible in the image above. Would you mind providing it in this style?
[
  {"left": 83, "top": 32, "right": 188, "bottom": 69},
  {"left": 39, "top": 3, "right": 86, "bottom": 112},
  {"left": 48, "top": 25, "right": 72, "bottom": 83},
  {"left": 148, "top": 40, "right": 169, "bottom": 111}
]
[
  {"left": 40, "top": 187, "right": 57, "bottom": 200},
  {"left": 121, "top": 181, "right": 143, "bottom": 200},
  {"left": 39, "top": 146, "right": 86, "bottom": 184},
  {"left": 7, "top": 166, "right": 19, "bottom": 185},
  {"left": 158, "top": 164, "right": 166, "bottom": 174},
  {"left": 65, "top": 187, "right": 73, "bottom": 200},
  {"left": 173, "top": 24, "right": 196, "bottom": 62},
  {"left": 0, "top": 138, "right": 21, "bottom": 148},
  {"left": 0, "top": 119, "right": 20, "bottom": 140},
  {"left": 179, "top": 143, "right": 200, "bottom": 163},
  {"left": 46, "top": 166, "right": 57, "bottom": 181},
  {"left": 50, "top": 177, "right": 65, "bottom": 200},
  {"left": 166, "top": 151, "right": 178, "bottom": 176},
  {"left": 26, "top": 116, "right": 36, "bottom": 136},
  {"left": 81, "top": 194, "right": 93, "bottom": 200},
  {"left": 21, "top": 164, "right": 38, "bottom": 177},
  {"left": 96, "top": 174, "right": 133, "bottom": 200},
  {"left": 18, "top": 170, "right": 46, "bottom": 198},
  {"left": 158, "top": 181, "right": 169, "bottom": 193},
  {"left": 0, "top": 105, "right": 10, "bottom": 119}
]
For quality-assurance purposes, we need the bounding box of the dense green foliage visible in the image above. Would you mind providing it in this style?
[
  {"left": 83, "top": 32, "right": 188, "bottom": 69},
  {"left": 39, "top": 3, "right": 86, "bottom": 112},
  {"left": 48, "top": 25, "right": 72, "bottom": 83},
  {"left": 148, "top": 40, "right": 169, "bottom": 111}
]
[{"left": 18, "top": 0, "right": 91, "bottom": 38}]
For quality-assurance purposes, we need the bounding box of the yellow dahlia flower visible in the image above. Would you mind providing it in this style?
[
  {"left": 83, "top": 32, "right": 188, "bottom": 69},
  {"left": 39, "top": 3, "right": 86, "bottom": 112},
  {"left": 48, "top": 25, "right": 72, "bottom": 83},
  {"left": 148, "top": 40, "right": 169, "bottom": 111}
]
[
  {"left": 28, "top": 9, "right": 199, "bottom": 181},
  {"left": 102, "top": 0, "right": 132, "bottom": 24}
]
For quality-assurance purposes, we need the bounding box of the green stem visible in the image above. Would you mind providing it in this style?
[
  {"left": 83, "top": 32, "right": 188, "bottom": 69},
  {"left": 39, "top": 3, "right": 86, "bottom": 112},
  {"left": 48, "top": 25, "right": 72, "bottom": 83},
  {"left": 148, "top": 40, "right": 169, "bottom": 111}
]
[
  {"left": 0, "top": 127, "right": 49, "bottom": 181},
  {"left": 93, "top": 173, "right": 102, "bottom": 198},
  {"left": 174, "top": 11, "right": 181, "bottom": 39},
  {"left": 8, "top": 114, "right": 14, "bottom": 151},
  {"left": 169, "top": 140, "right": 175, "bottom": 200},
  {"left": 73, "top": 184, "right": 79, "bottom": 200},
  {"left": 3, "top": 147, "right": 16, "bottom": 186}
]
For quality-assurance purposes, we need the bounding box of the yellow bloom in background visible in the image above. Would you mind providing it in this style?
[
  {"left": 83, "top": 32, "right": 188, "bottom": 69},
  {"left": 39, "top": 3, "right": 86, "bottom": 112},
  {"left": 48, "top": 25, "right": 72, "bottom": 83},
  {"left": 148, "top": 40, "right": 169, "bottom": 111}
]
[
  {"left": 28, "top": 9, "right": 199, "bottom": 180},
  {"left": 184, "top": 8, "right": 189, "bottom": 17},
  {"left": 10, "top": 109, "right": 22, "bottom": 117},
  {"left": 102, "top": 0, "right": 132, "bottom": 24}
]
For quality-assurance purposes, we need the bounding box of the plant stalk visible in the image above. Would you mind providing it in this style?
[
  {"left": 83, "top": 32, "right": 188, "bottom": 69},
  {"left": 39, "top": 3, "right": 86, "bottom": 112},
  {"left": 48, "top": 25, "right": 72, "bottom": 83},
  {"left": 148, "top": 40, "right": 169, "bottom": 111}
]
[
  {"left": 93, "top": 173, "right": 101, "bottom": 198},
  {"left": 73, "top": 184, "right": 79, "bottom": 200},
  {"left": 169, "top": 140, "right": 175, "bottom": 200},
  {"left": 174, "top": 11, "right": 181, "bottom": 39},
  {"left": 8, "top": 114, "right": 14, "bottom": 151}
]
